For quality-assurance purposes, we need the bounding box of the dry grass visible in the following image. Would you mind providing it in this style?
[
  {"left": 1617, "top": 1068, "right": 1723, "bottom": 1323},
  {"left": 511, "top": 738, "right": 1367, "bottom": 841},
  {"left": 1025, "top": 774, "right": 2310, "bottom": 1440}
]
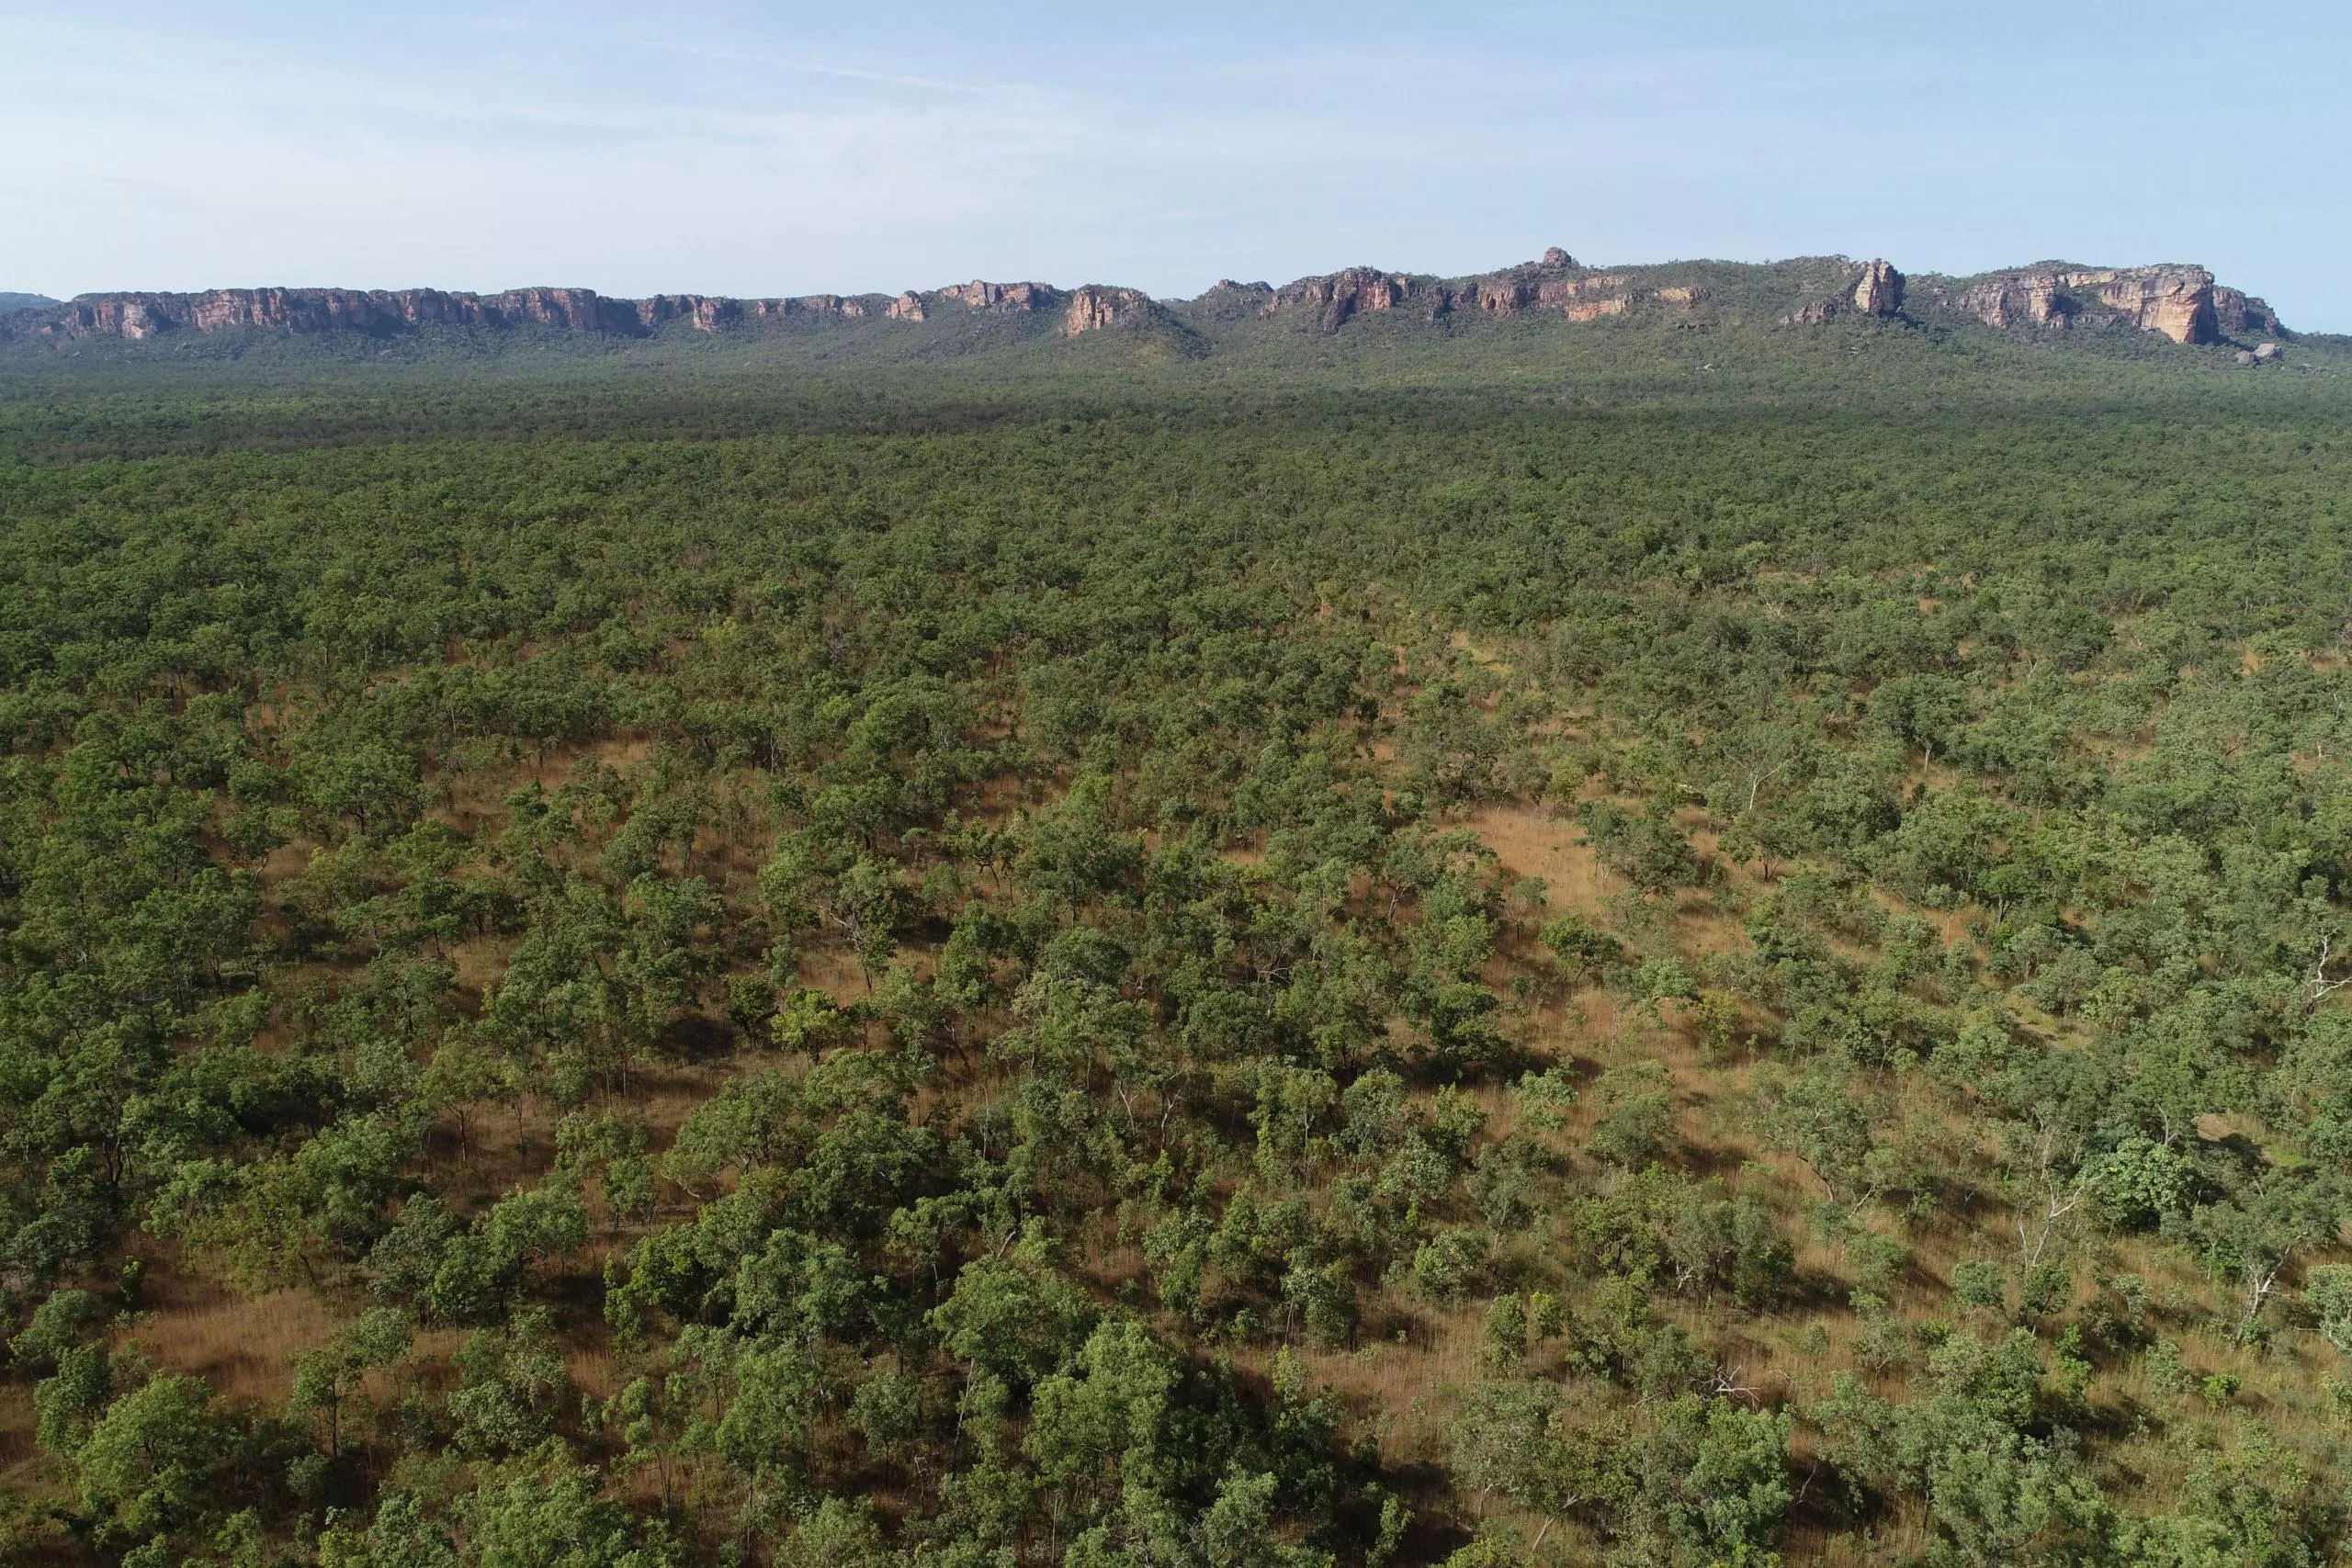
[
  {"left": 0, "top": 1371, "right": 56, "bottom": 1502},
  {"left": 447, "top": 932, "right": 524, "bottom": 1000},
  {"left": 125, "top": 1272, "right": 345, "bottom": 1412},
  {"left": 1461, "top": 804, "right": 1612, "bottom": 918},
  {"left": 801, "top": 947, "right": 877, "bottom": 1005},
  {"left": 1465, "top": 801, "right": 1758, "bottom": 961}
]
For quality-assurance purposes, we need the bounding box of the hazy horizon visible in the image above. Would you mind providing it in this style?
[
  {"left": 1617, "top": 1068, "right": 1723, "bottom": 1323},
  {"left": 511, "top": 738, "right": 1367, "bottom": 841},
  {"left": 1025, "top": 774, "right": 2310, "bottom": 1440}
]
[{"left": 8, "top": 0, "right": 2346, "bottom": 330}]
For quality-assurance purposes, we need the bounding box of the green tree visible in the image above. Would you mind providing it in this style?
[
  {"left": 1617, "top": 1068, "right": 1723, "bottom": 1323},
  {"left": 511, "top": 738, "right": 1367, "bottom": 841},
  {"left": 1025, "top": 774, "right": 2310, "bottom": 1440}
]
[{"left": 75, "top": 1375, "right": 231, "bottom": 1554}]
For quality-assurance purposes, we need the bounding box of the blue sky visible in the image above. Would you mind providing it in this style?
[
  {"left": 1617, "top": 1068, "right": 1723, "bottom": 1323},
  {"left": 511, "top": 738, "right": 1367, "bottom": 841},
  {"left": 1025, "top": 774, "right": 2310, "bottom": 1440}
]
[{"left": 7, "top": 1, "right": 2346, "bottom": 328}]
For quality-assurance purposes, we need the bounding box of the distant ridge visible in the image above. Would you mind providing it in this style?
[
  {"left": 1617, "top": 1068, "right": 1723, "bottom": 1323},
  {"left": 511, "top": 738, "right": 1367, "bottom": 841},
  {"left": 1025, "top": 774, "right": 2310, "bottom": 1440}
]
[
  {"left": 0, "top": 292, "right": 59, "bottom": 315},
  {"left": 0, "top": 252, "right": 2290, "bottom": 353}
]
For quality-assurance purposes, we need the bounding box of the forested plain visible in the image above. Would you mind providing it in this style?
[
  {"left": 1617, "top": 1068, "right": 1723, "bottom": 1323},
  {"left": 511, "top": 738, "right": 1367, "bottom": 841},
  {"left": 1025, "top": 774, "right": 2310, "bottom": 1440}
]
[{"left": 4, "top": 301, "right": 2352, "bottom": 1567}]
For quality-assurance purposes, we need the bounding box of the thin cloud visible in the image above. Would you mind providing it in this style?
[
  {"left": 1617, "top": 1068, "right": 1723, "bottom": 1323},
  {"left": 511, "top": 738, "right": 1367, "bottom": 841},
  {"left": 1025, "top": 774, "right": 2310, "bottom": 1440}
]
[{"left": 627, "top": 36, "right": 1012, "bottom": 96}]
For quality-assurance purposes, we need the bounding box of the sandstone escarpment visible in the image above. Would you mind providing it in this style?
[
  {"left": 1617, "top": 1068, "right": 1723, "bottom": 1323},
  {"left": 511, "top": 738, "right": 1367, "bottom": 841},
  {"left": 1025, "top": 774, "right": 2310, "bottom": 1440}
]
[
  {"left": 16, "top": 285, "right": 932, "bottom": 341},
  {"left": 6, "top": 251, "right": 2290, "bottom": 354},
  {"left": 1781, "top": 258, "right": 1905, "bottom": 324},
  {"left": 1456, "top": 251, "right": 1706, "bottom": 323},
  {"left": 1064, "top": 286, "right": 1153, "bottom": 336},
  {"left": 1263, "top": 267, "right": 1412, "bottom": 332},
  {"left": 1180, "top": 280, "right": 1276, "bottom": 324},
  {"left": 2081, "top": 267, "right": 2212, "bottom": 343},
  {"left": 1258, "top": 249, "right": 1709, "bottom": 331},
  {"left": 1473, "top": 277, "right": 1534, "bottom": 314},
  {"left": 939, "top": 280, "right": 1059, "bottom": 312},
  {"left": 1920, "top": 264, "right": 2281, "bottom": 344},
  {"left": 1457, "top": 248, "right": 1579, "bottom": 317},
  {"left": 1562, "top": 293, "right": 1629, "bottom": 321},
  {"left": 1949, "top": 271, "right": 2066, "bottom": 331},
  {"left": 2211, "top": 286, "right": 2284, "bottom": 339},
  {"left": 1851, "top": 260, "right": 1904, "bottom": 318},
  {"left": 44, "top": 287, "right": 645, "bottom": 339},
  {"left": 783, "top": 295, "right": 901, "bottom": 321}
]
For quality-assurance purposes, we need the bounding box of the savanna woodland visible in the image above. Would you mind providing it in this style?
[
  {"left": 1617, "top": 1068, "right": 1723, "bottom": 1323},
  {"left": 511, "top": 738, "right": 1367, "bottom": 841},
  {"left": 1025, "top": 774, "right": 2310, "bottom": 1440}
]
[{"left": 4, "top": 268, "right": 2352, "bottom": 1568}]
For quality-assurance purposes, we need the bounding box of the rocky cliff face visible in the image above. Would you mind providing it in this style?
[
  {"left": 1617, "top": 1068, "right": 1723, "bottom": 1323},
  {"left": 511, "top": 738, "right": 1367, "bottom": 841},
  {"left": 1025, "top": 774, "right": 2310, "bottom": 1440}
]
[
  {"left": 1261, "top": 267, "right": 1411, "bottom": 331},
  {"left": 2212, "top": 287, "right": 2283, "bottom": 339},
  {"left": 1774, "top": 256, "right": 2294, "bottom": 344},
  {"left": 47, "top": 287, "right": 636, "bottom": 339},
  {"left": 1852, "top": 260, "right": 1905, "bottom": 318},
  {"left": 1781, "top": 259, "right": 1905, "bottom": 324},
  {"left": 1064, "top": 287, "right": 1153, "bottom": 337},
  {"left": 1917, "top": 264, "right": 2281, "bottom": 344},
  {"left": 1462, "top": 247, "right": 1585, "bottom": 314},
  {"left": 1463, "top": 254, "right": 1707, "bottom": 323},
  {"left": 939, "top": 280, "right": 1059, "bottom": 311},
  {"left": 1247, "top": 248, "right": 1719, "bottom": 333},
  {"left": 6, "top": 252, "right": 2288, "bottom": 350},
  {"left": 16, "top": 285, "right": 927, "bottom": 341}
]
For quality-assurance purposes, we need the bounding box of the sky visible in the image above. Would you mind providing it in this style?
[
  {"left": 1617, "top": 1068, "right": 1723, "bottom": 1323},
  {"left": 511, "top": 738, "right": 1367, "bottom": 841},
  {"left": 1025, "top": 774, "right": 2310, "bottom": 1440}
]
[{"left": 6, "top": 0, "right": 2347, "bottom": 328}]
